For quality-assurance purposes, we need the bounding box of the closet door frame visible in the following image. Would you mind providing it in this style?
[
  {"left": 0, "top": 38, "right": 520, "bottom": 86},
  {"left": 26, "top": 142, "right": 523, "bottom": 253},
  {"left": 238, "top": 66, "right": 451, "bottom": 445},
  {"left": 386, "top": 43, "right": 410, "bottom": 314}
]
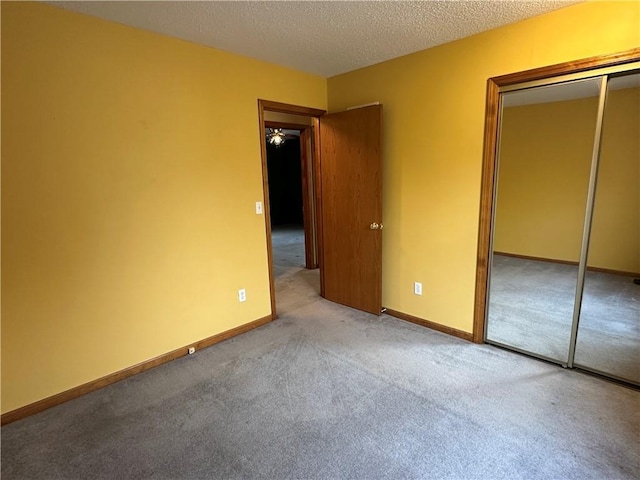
[
  {"left": 485, "top": 76, "right": 607, "bottom": 367},
  {"left": 565, "top": 77, "right": 608, "bottom": 368},
  {"left": 473, "top": 48, "right": 640, "bottom": 346}
]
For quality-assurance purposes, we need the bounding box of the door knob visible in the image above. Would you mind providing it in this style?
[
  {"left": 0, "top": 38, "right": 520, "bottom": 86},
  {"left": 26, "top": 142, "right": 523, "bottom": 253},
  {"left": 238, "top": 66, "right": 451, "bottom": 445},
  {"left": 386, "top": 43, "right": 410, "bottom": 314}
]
[{"left": 370, "top": 222, "right": 383, "bottom": 230}]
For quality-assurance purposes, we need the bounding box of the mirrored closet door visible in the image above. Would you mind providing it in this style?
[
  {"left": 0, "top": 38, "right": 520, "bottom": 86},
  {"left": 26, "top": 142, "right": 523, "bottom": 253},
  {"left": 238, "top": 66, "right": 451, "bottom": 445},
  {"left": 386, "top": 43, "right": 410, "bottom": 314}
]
[
  {"left": 573, "top": 72, "right": 640, "bottom": 384},
  {"left": 485, "top": 69, "right": 640, "bottom": 386},
  {"left": 486, "top": 77, "right": 602, "bottom": 364}
]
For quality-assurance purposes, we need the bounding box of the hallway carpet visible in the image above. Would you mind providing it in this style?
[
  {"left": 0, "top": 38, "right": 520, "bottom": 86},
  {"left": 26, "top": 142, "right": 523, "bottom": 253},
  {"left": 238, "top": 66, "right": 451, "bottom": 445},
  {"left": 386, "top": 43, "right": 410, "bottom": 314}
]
[{"left": 2, "top": 235, "right": 639, "bottom": 479}]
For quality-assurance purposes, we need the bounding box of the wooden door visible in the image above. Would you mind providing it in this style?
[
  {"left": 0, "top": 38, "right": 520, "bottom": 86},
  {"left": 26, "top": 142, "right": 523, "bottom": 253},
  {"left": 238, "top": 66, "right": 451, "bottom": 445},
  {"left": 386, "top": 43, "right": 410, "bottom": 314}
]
[{"left": 318, "top": 105, "right": 383, "bottom": 315}]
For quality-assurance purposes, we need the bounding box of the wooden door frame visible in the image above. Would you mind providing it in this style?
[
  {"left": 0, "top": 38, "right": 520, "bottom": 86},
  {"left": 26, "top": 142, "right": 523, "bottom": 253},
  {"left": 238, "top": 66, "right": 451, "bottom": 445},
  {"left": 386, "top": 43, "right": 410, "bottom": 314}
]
[
  {"left": 258, "top": 100, "right": 326, "bottom": 319},
  {"left": 264, "top": 120, "right": 317, "bottom": 270},
  {"left": 472, "top": 48, "right": 640, "bottom": 343}
]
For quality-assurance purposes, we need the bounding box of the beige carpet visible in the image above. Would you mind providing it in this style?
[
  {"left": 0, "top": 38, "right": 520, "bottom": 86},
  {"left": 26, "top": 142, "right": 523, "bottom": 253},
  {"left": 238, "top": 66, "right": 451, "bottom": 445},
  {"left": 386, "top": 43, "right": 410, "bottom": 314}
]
[{"left": 2, "top": 229, "right": 638, "bottom": 479}]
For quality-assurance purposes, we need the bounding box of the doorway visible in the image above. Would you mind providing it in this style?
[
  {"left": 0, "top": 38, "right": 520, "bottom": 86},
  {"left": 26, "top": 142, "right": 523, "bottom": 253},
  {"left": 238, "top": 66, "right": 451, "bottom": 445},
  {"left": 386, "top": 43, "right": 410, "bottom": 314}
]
[
  {"left": 258, "top": 102, "right": 325, "bottom": 318},
  {"left": 266, "top": 127, "right": 306, "bottom": 276},
  {"left": 258, "top": 100, "right": 384, "bottom": 319},
  {"left": 264, "top": 120, "right": 321, "bottom": 313},
  {"left": 474, "top": 51, "right": 640, "bottom": 386}
]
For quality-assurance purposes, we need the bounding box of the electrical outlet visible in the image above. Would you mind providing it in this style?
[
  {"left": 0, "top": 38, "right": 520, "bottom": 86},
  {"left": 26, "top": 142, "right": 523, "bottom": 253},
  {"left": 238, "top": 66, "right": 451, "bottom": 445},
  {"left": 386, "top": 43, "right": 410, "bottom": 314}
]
[
  {"left": 414, "top": 282, "right": 422, "bottom": 296},
  {"left": 238, "top": 289, "right": 247, "bottom": 302},
  {"left": 188, "top": 347, "right": 195, "bottom": 355}
]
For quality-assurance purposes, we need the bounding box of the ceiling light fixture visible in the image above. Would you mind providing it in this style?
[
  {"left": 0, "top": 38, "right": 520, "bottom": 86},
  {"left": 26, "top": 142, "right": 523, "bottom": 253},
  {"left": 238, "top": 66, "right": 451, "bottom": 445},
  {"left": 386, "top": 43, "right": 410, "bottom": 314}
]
[{"left": 266, "top": 128, "right": 286, "bottom": 147}]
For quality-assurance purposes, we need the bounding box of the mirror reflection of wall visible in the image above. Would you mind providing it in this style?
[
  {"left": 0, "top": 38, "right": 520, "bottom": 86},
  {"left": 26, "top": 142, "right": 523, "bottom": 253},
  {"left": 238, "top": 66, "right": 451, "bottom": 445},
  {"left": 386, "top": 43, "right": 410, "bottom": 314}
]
[
  {"left": 486, "top": 71, "right": 640, "bottom": 385},
  {"left": 574, "top": 73, "right": 640, "bottom": 384},
  {"left": 494, "top": 82, "right": 600, "bottom": 262},
  {"left": 487, "top": 78, "right": 602, "bottom": 363}
]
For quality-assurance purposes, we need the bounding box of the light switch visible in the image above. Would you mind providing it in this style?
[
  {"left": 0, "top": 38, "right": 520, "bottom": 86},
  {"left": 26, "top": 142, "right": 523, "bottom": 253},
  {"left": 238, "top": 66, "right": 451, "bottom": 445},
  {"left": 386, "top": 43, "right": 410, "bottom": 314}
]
[{"left": 256, "top": 201, "right": 263, "bottom": 214}]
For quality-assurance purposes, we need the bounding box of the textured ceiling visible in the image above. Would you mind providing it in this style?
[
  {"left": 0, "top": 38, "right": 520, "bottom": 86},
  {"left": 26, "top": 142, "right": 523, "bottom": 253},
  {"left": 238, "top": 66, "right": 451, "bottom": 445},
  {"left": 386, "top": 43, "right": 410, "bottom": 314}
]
[{"left": 49, "top": 1, "right": 582, "bottom": 77}]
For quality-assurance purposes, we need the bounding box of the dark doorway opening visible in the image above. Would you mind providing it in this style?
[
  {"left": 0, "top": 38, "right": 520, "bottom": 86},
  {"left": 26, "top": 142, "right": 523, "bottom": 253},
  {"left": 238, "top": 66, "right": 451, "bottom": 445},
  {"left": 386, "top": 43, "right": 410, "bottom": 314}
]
[
  {"left": 265, "top": 131, "right": 306, "bottom": 277},
  {"left": 266, "top": 134, "right": 303, "bottom": 228}
]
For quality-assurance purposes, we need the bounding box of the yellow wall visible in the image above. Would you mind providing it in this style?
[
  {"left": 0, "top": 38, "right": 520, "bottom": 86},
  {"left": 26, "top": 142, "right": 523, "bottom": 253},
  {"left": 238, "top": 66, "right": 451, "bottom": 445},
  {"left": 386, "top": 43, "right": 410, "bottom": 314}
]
[
  {"left": 1, "top": 2, "right": 326, "bottom": 413},
  {"left": 590, "top": 86, "right": 640, "bottom": 273},
  {"left": 494, "top": 88, "right": 640, "bottom": 273},
  {"left": 327, "top": 1, "right": 640, "bottom": 332},
  {"left": 3, "top": 0, "right": 639, "bottom": 414}
]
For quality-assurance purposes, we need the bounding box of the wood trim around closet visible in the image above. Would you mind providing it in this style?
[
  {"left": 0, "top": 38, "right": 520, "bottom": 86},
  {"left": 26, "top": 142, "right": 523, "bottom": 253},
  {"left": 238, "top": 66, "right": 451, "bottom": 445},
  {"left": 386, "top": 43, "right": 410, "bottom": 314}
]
[{"left": 473, "top": 47, "right": 640, "bottom": 344}]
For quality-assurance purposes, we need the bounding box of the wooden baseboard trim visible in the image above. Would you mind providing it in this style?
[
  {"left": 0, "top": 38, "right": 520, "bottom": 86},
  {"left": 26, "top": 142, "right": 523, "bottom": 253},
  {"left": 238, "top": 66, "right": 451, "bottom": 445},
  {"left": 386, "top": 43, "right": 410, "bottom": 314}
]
[
  {"left": 384, "top": 308, "right": 474, "bottom": 342},
  {"left": 1, "top": 314, "right": 273, "bottom": 426},
  {"left": 494, "top": 251, "right": 640, "bottom": 277}
]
